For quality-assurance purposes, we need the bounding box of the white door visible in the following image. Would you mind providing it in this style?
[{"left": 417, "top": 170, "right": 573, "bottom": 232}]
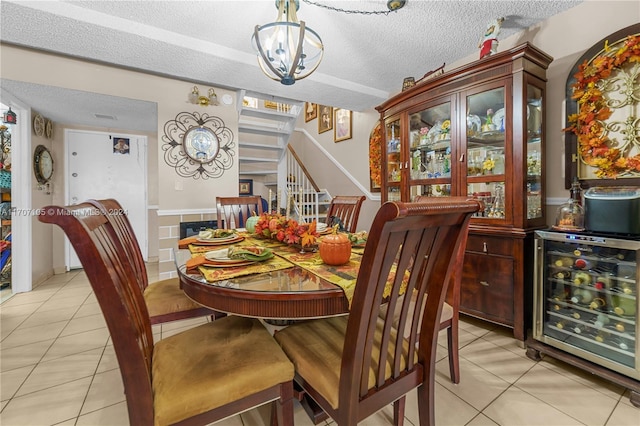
[{"left": 65, "top": 129, "right": 148, "bottom": 270}]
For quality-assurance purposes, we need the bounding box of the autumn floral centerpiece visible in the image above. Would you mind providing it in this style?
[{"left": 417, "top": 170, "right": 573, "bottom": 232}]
[
  {"left": 253, "top": 212, "right": 319, "bottom": 248},
  {"left": 564, "top": 34, "right": 640, "bottom": 178}
]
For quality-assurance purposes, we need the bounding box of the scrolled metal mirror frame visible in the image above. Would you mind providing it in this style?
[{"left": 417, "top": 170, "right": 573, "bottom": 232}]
[{"left": 162, "top": 111, "right": 235, "bottom": 179}]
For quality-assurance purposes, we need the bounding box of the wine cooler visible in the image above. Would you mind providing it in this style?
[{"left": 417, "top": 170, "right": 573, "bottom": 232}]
[{"left": 528, "top": 230, "right": 640, "bottom": 407}]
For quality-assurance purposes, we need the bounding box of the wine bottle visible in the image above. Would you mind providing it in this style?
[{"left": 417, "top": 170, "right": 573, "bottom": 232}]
[
  {"left": 554, "top": 257, "right": 573, "bottom": 267},
  {"left": 614, "top": 322, "right": 626, "bottom": 332},
  {"left": 573, "top": 271, "right": 592, "bottom": 286},
  {"left": 588, "top": 297, "right": 607, "bottom": 311},
  {"left": 594, "top": 314, "right": 610, "bottom": 328},
  {"left": 555, "top": 320, "right": 568, "bottom": 329},
  {"left": 612, "top": 295, "right": 636, "bottom": 317},
  {"left": 554, "top": 270, "right": 571, "bottom": 280},
  {"left": 574, "top": 258, "right": 595, "bottom": 270},
  {"left": 594, "top": 330, "right": 610, "bottom": 343},
  {"left": 571, "top": 288, "right": 593, "bottom": 305}
]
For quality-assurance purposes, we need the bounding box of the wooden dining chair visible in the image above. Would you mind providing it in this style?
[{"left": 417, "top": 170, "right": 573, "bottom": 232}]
[
  {"left": 39, "top": 201, "right": 294, "bottom": 426},
  {"left": 87, "top": 199, "right": 224, "bottom": 325},
  {"left": 402, "top": 194, "right": 472, "bottom": 384},
  {"left": 324, "top": 195, "right": 366, "bottom": 233},
  {"left": 274, "top": 198, "right": 481, "bottom": 426},
  {"left": 216, "top": 195, "right": 264, "bottom": 229}
]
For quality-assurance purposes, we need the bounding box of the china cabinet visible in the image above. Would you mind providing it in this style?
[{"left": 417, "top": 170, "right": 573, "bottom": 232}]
[{"left": 376, "top": 43, "right": 552, "bottom": 340}]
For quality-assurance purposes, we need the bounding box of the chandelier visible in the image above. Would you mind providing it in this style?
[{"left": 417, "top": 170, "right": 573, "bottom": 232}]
[{"left": 252, "top": 0, "right": 324, "bottom": 85}]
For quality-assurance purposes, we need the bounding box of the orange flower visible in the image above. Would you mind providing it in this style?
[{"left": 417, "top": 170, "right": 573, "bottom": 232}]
[{"left": 565, "top": 34, "right": 640, "bottom": 178}]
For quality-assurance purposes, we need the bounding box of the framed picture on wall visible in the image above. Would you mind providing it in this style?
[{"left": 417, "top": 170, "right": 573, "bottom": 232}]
[
  {"left": 318, "top": 105, "right": 333, "bottom": 134},
  {"left": 334, "top": 108, "right": 352, "bottom": 142},
  {"left": 239, "top": 179, "right": 253, "bottom": 195},
  {"left": 304, "top": 102, "right": 317, "bottom": 122}
]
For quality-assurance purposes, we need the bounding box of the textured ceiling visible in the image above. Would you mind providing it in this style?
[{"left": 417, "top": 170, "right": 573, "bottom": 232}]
[{"left": 0, "top": 0, "right": 583, "bottom": 131}]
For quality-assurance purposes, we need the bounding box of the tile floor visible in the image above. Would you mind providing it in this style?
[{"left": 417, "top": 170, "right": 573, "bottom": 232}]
[{"left": 1, "top": 265, "right": 638, "bottom": 426}]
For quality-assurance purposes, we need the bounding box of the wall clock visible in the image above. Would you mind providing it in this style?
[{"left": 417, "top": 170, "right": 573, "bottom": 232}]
[
  {"left": 33, "top": 114, "right": 45, "bottom": 137},
  {"left": 33, "top": 144, "right": 54, "bottom": 184}
]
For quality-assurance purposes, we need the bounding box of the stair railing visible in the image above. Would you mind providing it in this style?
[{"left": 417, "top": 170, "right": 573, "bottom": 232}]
[{"left": 285, "top": 145, "right": 321, "bottom": 224}]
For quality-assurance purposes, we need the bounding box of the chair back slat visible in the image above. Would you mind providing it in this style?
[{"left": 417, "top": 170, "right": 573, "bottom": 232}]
[
  {"left": 216, "top": 196, "right": 264, "bottom": 229},
  {"left": 87, "top": 199, "right": 149, "bottom": 291},
  {"left": 339, "top": 199, "right": 480, "bottom": 411},
  {"left": 39, "top": 203, "right": 155, "bottom": 425},
  {"left": 325, "top": 195, "right": 365, "bottom": 233}
]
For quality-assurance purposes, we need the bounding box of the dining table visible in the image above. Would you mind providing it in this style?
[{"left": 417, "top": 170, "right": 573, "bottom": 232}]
[{"left": 174, "top": 229, "right": 370, "bottom": 321}]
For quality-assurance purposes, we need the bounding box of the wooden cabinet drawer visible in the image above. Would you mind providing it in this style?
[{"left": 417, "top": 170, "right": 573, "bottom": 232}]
[
  {"left": 466, "top": 234, "right": 513, "bottom": 257},
  {"left": 460, "top": 252, "right": 514, "bottom": 324}
]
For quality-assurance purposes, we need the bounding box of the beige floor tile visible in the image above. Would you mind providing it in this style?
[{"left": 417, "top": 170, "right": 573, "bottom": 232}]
[
  {"left": 0, "top": 377, "right": 92, "bottom": 426},
  {"left": 37, "top": 295, "right": 89, "bottom": 313},
  {"left": 59, "top": 313, "right": 107, "bottom": 337},
  {"left": 16, "top": 348, "right": 103, "bottom": 397},
  {"left": 540, "top": 357, "right": 627, "bottom": 401},
  {"left": 80, "top": 368, "right": 125, "bottom": 415},
  {"left": 0, "top": 339, "right": 54, "bottom": 371},
  {"left": 41, "top": 328, "right": 110, "bottom": 362},
  {"left": 458, "top": 315, "right": 497, "bottom": 337},
  {"left": 0, "top": 313, "right": 29, "bottom": 340},
  {"left": 1, "top": 320, "right": 67, "bottom": 349},
  {"left": 404, "top": 382, "right": 480, "bottom": 426},
  {"left": 75, "top": 402, "right": 130, "bottom": 426},
  {"left": 96, "top": 344, "right": 119, "bottom": 374},
  {"left": 434, "top": 356, "right": 510, "bottom": 411},
  {"left": 74, "top": 301, "right": 102, "bottom": 318},
  {"left": 466, "top": 413, "right": 500, "bottom": 425},
  {"left": 482, "top": 328, "right": 530, "bottom": 358},
  {"left": 460, "top": 337, "right": 537, "bottom": 383},
  {"left": 0, "top": 289, "right": 56, "bottom": 306},
  {"left": 515, "top": 363, "right": 619, "bottom": 425},
  {"left": 1, "top": 364, "right": 35, "bottom": 402},
  {"left": 606, "top": 400, "right": 640, "bottom": 425},
  {"left": 483, "top": 386, "right": 584, "bottom": 425},
  {"left": 16, "top": 306, "right": 78, "bottom": 329},
  {"left": 0, "top": 301, "right": 44, "bottom": 318}
]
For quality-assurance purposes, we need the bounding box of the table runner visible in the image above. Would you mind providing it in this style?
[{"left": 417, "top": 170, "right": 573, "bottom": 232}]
[{"left": 182, "top": 234, "right": 405, "bottom": 306}]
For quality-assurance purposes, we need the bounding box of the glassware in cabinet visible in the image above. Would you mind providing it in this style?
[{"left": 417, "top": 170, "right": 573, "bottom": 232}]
[
  {"left": 385, "top": 119, "right": 402, "bottom": 185},
  {"left": 466, "top": 87, "right": 506, "bottom": 179},
  {"left": 527, "top": 84, "right": 544, "bottom": 220}
]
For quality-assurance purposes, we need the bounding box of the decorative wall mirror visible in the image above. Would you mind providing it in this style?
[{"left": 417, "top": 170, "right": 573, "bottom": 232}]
[
  {"left": 162, "top": 111, "right": 235, "bottom": 179},
  {"left": 564, "top": 23, "right": 640, "bottom": 189}
]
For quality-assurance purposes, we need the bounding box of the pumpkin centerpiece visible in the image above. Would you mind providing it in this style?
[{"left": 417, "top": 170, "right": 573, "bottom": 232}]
[
  {"left": 319, "top": 225, "right": 352, "bottom": 266},
  {"left": 245, "top": 211, "right": 259, "bottom": 234}
]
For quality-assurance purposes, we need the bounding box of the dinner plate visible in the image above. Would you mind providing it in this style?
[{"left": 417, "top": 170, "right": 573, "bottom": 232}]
[
  {"left": 193, "top": 235, "right": 244, "bottom": 245},
  {"left": 197, "top": 233, "right": 238, "bottom": 243},
  {"left": 492, "top": 108, "right": 505, "bottom": 132},
  {"left": 316, "top": 222, "right": 328, "bottom": 232}
]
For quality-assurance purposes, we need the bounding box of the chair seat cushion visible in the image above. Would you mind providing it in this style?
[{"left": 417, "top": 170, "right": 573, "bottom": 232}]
[
  {"left": 143, "top": 278, "right": 205, "bottom": 318},
  {"left": 274, "top": 316, "right": 410, "bottom": 410},
  {"left": 152, "top": 315, "right": 294, "bottom": 426}
]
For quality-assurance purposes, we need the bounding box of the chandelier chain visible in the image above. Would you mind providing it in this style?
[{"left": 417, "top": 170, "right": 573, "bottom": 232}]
[{"left": 301, "top": 0, "right": 398, "bottom": 15}]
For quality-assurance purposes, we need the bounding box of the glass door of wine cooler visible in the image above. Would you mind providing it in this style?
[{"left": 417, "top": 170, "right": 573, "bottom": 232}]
[{"left": 533, "top": 230, "right": 640, "bottom": 380}]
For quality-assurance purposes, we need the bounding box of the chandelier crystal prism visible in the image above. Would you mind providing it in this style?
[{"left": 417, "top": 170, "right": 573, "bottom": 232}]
[{"left": 252, "top": 0, "right": 324, "bottom": 85}]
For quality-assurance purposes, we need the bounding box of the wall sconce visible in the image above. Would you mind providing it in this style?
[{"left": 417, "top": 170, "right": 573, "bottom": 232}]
[
  {"left": 188, "top": 86, "right": 219, "bottom": 106},
  {"left": 3, "top": 108, "right": 17, "bottom": 125}
]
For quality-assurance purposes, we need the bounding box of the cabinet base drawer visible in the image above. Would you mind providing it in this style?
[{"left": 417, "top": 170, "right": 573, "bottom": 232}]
[{"left": 461, "top": 252, "right": 514, "bottom": 324}]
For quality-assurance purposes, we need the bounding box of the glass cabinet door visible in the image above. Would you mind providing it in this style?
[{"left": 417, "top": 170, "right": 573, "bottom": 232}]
[
  {"left": 527, "top": 84, "right": 543, "bottom": 220},
  {"left": 407, "top": 101, "right": 453, "bottom": 200},
  {"left": 465, "top": 86, "right": 508, "bottom": 220},
  {"left": 385, "top": 118, "right": 402, "bottom": 202}
]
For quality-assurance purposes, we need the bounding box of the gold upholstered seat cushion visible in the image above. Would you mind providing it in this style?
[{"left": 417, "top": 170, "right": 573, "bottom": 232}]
[
  {"left": 143, "top": 278, "right": 206, "bottom": 318},
  {"left": 274, "top": 316, "right": 411, "bottom": 410},
  {"left": 152, "top": 315, "right": 294, "bottom": 426}
]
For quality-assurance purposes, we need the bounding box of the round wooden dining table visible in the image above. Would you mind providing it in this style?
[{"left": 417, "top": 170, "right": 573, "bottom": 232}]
[{"left": 175, "top": 247, "right": 350, "bottom": 319}]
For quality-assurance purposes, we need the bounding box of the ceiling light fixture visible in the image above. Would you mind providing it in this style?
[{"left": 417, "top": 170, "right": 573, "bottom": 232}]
[
  {"left": 252, "top": 0, "right": 324, "bottom": 85},
  {"left": 302, "top": 0, "right": 407, "bottom": 15},
  {"left": 188, "top": 86, "right": 219, "bottom": 106}
]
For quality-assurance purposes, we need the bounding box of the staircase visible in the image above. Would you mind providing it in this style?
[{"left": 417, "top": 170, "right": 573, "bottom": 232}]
[{"left": 236, "top": 90, "right": 331, "bottom": 223}]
